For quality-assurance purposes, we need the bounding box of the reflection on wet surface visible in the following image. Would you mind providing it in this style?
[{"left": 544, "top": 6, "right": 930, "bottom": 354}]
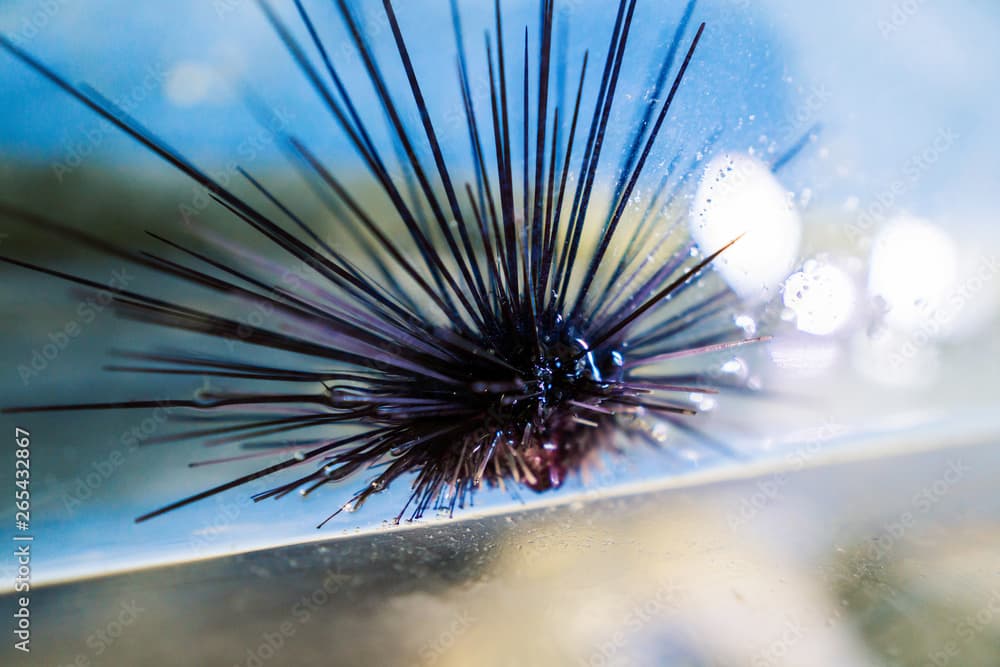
[{"left": 13, "top": 432, "right": 1000, "bottom": 666}]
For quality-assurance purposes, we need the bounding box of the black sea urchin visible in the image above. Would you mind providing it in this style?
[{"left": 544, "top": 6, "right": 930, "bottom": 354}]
[{"left": 1, "top": 0, "right": 784, "bottom": 525}]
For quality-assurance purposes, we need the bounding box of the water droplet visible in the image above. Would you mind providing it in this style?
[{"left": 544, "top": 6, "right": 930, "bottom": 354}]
[
  {"left": 720, "top": 357, "right": 748, "bottom": 381},
  {"left": 734, "top": 314, "right": 757, "bottom": 335},
  {"left": 651, "top": 423, "right": 669, "bottom": 443}
]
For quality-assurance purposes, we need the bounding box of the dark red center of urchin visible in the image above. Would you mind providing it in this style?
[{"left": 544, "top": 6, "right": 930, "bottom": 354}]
[
  {"left": 484, "top": 330, "right": 626, "bottom": 491},
  {"left": 351, "top": 323, "right": 630, "bottom": 499},
  {"left": 534, "top": 356, "right": 629, "bottom": 488}
]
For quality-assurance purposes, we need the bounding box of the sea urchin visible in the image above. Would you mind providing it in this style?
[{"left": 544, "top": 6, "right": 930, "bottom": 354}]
[{"left": 1, "top": 0, "right": 787, "bottom": 526}]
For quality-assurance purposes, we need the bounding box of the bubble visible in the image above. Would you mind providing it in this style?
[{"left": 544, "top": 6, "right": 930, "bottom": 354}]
[
  {"left": 164, "top": 61, "right": 221, "bottom": 108},
  {"left": 689, "top": 393, "right": 717, "bottom": 412},
  {"left": 734, "top": 313, "right": 758, "bottom": 336},
  {"left": 867, "top": 216, "right": 958, "bottom": 335},
  {"left": 720, "top": 357, "right": 748, "bottom": 380},
  {"left": 690, "top": 153, "right": 802, "bottom": 302},
  {"left": 783, "top": 260, "right": 857, "bottom": 336},
  {"left": 650, "top": 423, "right": 669, "bottom": 443}
]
